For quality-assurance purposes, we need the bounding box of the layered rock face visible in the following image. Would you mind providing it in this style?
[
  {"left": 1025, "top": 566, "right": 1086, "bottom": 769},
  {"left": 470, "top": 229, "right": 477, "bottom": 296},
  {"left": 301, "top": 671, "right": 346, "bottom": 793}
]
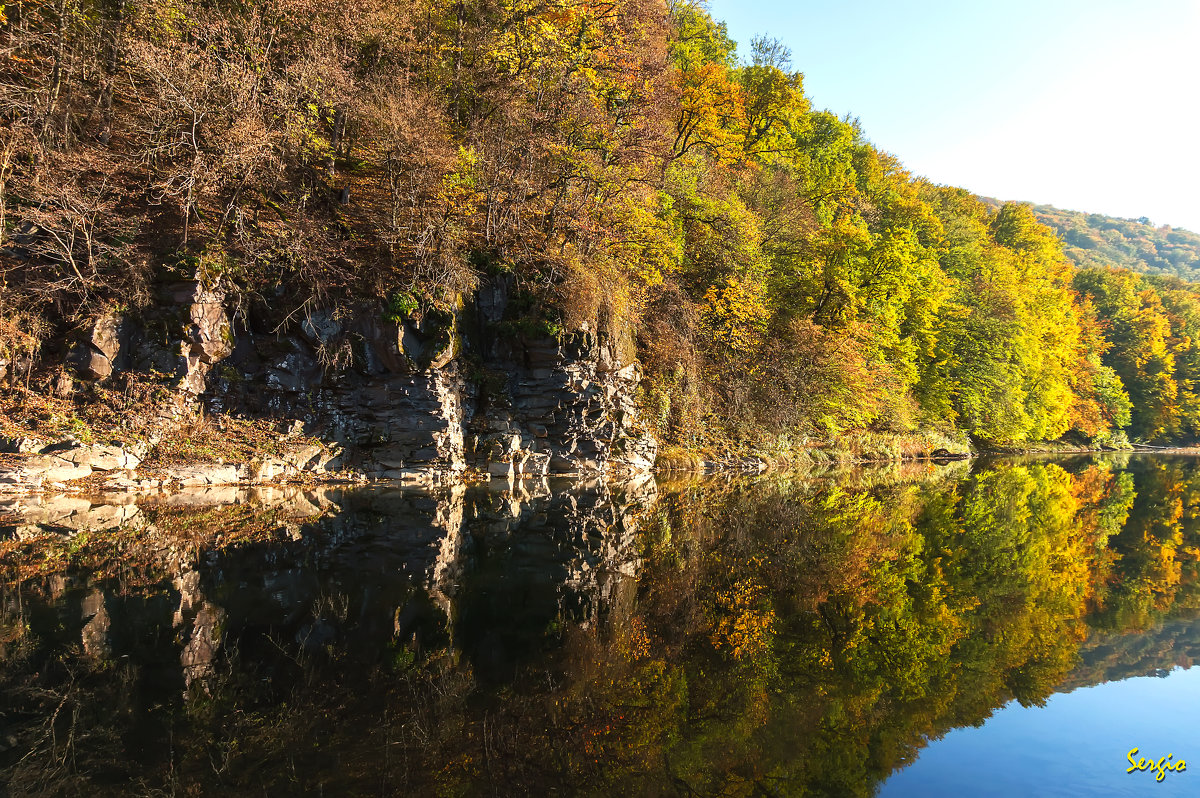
[{"left": 37, "top": 276, "right": 657, "bottom": 482}]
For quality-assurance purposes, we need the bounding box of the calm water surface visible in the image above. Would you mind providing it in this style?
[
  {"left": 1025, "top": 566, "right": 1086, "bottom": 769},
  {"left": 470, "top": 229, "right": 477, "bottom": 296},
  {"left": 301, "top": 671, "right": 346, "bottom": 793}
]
[{"left": 2, "top": 454, "right": 1199, "bottom": 796}]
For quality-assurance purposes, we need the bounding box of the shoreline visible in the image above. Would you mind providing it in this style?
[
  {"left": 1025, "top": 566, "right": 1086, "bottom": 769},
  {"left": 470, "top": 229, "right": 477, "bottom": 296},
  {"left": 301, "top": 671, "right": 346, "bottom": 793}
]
[{"left": 4, "top": 418, "right": 1194, "bottom": 500}]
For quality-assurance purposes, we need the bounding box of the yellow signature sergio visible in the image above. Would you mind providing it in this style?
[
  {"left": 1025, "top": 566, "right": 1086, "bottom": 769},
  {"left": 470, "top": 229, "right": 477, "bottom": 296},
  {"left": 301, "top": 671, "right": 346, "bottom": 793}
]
[{"left": 1128, "top": 748, "right": 1188, "bottom": 782}]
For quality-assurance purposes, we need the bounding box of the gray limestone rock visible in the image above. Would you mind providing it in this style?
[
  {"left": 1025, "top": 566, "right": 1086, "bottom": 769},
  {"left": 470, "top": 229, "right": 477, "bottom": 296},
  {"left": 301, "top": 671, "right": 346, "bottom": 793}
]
[
  {"left": 29, "top": 276, "right": 658, "bottom": 483},
  {"left": 69, "top": 312, "right": 129, "bottom": 381},
  {"left": 49, "top": 443, "right": 141, "bottom": 471},
  {"left": 488, "top": 461, "right": 515, "bottom": 478},
  {"left": 167, "top": 464, "right": 241, "bottom": 486},
  {"left": 2, "top": 455, "right": 94, "bottom": 485},
  {"left": 250, "top": 457, "right": 289, "bottom": 483},
  {"left": 160, "top": 281, "right": 234, "bottom": 396}
]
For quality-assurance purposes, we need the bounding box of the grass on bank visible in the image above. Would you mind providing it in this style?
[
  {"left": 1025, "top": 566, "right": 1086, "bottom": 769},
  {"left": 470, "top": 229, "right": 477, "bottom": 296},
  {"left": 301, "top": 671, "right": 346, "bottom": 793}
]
[{"left": 0, "top": 375, "right": 321, "bottom": 468}]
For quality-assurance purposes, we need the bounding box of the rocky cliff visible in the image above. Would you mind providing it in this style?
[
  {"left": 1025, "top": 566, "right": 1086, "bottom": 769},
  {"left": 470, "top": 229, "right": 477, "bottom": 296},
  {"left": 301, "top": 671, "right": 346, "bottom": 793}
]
[{"left": 2, "top": 275, "right": 657, "bottom": 491}]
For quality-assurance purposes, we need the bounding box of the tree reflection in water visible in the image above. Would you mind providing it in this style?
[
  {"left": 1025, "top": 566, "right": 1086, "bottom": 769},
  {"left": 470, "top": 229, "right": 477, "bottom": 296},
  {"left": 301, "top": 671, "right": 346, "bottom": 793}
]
[{"left": 3, "top": 456, "right": 1200, "bottom": 796}]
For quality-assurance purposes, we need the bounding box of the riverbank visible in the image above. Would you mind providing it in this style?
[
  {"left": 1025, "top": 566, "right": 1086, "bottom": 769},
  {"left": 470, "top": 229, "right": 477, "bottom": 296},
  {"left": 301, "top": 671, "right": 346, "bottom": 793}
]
[
  {"left": 1, "top": 458, "right": 969, "bottom": 582},
  {"left": 655, "top": 429, "right": 974, "bottom": 473},
  {"left": 977, "top": 440, "right": 1200, "bottom": 457},
  {"left": 0, "top": 377, "right": 978, "bottom": 495},
  {"left": 0, "top": 375, "right": 1166, "bottom": 498},
  {"left": 0, "top": 430, "right": 969, "bottom": 496}
]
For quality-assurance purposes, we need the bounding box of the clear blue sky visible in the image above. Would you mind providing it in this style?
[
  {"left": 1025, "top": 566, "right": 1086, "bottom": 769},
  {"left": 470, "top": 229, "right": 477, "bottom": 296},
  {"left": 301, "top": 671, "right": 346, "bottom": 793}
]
[{"left": 708, "top": 0, "right": 1200, "bottom": 232}]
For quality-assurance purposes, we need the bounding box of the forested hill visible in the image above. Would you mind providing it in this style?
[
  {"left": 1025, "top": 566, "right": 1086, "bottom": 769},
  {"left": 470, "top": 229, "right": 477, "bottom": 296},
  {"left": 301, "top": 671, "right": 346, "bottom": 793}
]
[
  {"left": 982, "top": 200, "right": 1200, "bottom": 281},
  {"left": 4, "top": 0, "right": 1200, "bottom": 452}
]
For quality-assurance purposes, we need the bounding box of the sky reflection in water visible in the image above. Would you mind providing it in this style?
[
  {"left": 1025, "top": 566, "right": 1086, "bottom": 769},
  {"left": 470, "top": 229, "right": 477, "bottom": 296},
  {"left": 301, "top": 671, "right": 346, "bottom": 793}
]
[{"left": 882, "top": 665, "right": 1200, "bottom": 797}]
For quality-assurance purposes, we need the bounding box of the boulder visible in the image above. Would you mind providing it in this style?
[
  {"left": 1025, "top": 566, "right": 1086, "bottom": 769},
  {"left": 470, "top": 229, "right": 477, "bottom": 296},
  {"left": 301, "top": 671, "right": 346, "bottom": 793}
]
[
  {"left": 307, "top": 447, "right": 346, "bottom": 474},
  {"left": 152, "top": 281, "right": 234, "bottom": 396},
  {"left": 167, "top": 464, "right": 241, "bottom": 486},
  {"left": 300, "top": 310, "right": 343, "bottom": 347},
  {"left": 488, "top": 461, "right": 515, "bottom": 478},
  {"left": 250, "top": 457, "right": 289, "bottom": 482},
  {"left": 283, "top": 443, "right": 324, "bottom": 469},
  {"left": 516, "top": 452, "right": 551, "bottom": 477},
  {"left": 68, "top": 312, "right": 129, "bottom": 381},
  {"left": 49, "top": 443, "right": 141, "bottom": 471},
  {"left": 188, "top": 290, "right": 233, "bottom": 365},
  {"left": 4, "top": 455, "right": 94, "bottom": 484}
]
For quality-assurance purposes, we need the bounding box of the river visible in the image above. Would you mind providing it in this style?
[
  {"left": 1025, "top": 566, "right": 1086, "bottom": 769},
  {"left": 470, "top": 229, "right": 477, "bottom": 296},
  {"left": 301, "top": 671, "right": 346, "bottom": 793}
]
[{"left": 1, "top": 454, "right": 1197, "bottom": 795}]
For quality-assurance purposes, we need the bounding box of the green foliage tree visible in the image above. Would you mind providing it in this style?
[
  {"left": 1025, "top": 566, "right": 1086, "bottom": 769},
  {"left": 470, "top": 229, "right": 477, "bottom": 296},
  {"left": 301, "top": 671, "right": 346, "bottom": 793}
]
[{"left": 4, "top": 0, "right": 1194, "bottom": 453}]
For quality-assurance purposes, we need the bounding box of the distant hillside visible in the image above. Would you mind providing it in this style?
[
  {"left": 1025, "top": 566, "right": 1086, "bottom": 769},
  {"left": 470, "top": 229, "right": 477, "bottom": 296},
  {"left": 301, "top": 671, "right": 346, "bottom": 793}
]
[{"left": 983, "top": 200, "right": 1200, "bottom": 280}]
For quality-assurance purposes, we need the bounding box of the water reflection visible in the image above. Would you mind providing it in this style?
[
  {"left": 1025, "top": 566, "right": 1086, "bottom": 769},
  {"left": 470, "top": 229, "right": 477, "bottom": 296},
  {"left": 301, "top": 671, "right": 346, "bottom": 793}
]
[{"left": 1, "top": 457, "right": 1198, "bottom": 795}]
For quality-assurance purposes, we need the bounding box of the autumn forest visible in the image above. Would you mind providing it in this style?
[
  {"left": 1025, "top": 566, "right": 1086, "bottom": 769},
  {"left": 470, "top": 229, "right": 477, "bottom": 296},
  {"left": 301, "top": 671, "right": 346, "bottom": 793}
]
[{"left": 4, "top": 0, "right": 1200, "bottom": 453}]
